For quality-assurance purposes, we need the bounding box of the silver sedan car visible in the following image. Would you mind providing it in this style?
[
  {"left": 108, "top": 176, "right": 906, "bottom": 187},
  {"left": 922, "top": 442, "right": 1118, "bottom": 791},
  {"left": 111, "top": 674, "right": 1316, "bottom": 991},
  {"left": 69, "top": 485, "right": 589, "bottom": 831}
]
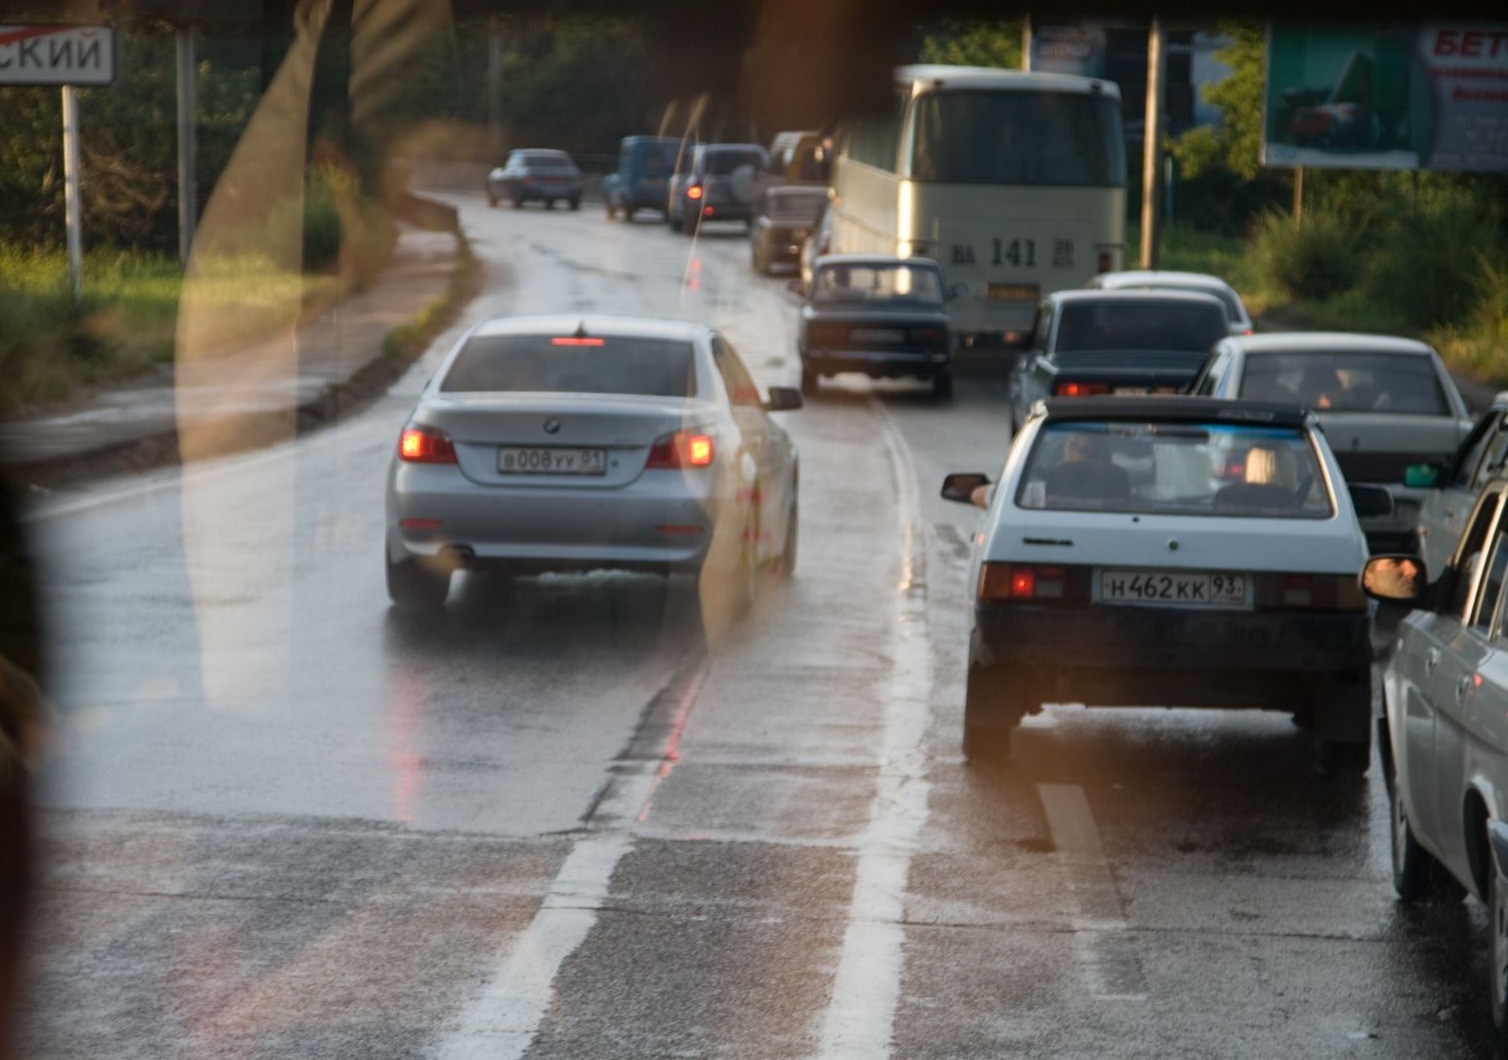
[{"left": 385, "top": 315, "right": 802, "bottom": 613}]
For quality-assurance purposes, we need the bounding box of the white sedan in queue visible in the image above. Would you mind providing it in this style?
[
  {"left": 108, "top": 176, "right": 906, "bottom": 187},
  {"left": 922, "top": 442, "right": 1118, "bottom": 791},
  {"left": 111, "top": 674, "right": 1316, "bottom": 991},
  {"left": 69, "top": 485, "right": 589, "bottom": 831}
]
[
  {"left": 942, "top": 396, "right": 1387, "bottom": 770},
  {"left": 384, "top": 315, "right": 802, "bottom": 617}
]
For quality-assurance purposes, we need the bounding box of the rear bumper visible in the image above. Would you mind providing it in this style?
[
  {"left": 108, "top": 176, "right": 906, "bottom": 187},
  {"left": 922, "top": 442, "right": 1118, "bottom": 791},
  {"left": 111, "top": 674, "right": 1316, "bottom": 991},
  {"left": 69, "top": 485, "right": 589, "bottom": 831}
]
[
  {"left": 803, "top": 348, "right": 951, "bottom": 378},
  {"left": 970, "top": 603, "right": 1371, "bottom": 707},
  {"left": 387, "top": 465, "right": 720, "bottom": 572}
]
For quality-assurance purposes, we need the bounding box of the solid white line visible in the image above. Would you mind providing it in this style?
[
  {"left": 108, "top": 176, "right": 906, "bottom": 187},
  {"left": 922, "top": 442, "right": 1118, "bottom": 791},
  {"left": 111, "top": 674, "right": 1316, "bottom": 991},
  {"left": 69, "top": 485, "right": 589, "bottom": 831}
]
[
  {"left": 1038, "top": 783, "right": 1148, "bottom": 1001},
  {"left": 816, "top": 398, "right": 934, "bottom": 1059},
  {"left": 435, "top": 833, "right": 631, "bottom": 1060}
]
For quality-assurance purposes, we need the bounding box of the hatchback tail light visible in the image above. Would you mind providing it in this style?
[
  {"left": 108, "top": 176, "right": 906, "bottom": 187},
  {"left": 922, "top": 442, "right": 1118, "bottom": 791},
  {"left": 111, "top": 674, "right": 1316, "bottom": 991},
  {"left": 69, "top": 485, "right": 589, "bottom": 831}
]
[
  {"left": 686, "top": 185, "right": 703, "bottom": 200},
  {"left": 1053, "top": 380, "right": 1111, "bottom": 397},
  {"left": 646, "top": 430, "right": 715, "bottom": 469},
  {"left": 1255, "top": 573, "right": 1366, "bottom": 611},
  {"left": 977, "top": 563, "right": 1086, "bottom": 603},
  {"left": 398, "top": 424, "right": 457, "bottom": 464}
]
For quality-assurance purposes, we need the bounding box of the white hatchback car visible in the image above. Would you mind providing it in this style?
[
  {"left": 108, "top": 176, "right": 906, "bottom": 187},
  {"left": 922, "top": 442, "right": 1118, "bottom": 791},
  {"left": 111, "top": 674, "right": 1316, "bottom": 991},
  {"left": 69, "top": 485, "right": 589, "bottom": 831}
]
[
  {"left": 385, "top": 315, "right": 801, "bottom": 613},
  {"left": 1364, "top": 480, "right": 1508, "bottom": 1037},
  {"left": 943, "top": 396, "right": 1386, "bottom": 770},
  {"left": 1085, "top": 269, "right": 1255, "bottom": 336}
]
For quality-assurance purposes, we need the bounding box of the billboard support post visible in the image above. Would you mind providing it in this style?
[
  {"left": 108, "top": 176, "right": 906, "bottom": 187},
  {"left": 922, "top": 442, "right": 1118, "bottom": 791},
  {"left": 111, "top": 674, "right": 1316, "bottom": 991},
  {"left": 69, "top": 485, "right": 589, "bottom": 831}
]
[
  {"left": 177, "top": 23, "right": 197, "bottom": 263},
  {"left": 1140, "top": 17, "right": 1166, "bottom": 269},
  {"left": 61, "top": 84, "right": 82, "bottom": 299},
  {"left": 1293, "top": 165, "right": 1304, "bottom": 228}
]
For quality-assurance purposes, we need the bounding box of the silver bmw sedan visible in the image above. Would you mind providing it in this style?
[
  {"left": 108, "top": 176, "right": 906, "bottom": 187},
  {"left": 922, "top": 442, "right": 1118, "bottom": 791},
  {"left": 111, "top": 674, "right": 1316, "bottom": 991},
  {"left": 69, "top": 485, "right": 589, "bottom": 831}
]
[{"left": 384, "top": 315, "right": 802, "bottom": 615}]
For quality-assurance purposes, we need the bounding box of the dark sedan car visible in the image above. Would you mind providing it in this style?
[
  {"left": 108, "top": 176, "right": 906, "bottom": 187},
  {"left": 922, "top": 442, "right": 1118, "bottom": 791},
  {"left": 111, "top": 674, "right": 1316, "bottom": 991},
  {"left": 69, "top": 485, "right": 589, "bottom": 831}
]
[
  {"left": 798, "top": 255, "right": 955, "bottom": 399},
  {"left": 750, "top": 186, "right": 828, "bottom": 274},
  {"left": 487, "top": 149, "right": 584, "bottom": 210}
]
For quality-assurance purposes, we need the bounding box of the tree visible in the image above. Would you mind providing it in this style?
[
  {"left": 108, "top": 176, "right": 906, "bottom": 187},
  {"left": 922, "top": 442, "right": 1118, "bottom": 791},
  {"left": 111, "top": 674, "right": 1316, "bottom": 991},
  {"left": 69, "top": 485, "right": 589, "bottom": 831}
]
[
  {"left": 917, "top": 20, "right": 1024, "bottom": 70},
  {"left": 1170, "top": 23, "right": 1265, "bottom": 180}
]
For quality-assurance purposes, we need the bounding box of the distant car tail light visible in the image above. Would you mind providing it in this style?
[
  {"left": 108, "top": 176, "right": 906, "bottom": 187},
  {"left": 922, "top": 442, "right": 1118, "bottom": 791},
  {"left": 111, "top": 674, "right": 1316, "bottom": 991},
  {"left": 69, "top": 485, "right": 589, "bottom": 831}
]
[
  {"left": 910, "top": 326, "right": 948, "bottom": 345},
  {"left": 686, "top": 185, "right": 703, "bottom": 200},
  {"left": 1053, "top": 380, "right": 1111, "bottom": 397},
  {"left": 398, "top": 424, "right": 457, "bottom": 464},
  {"left": 1255, "top": 573, "right": 1366, "bottom": 611},
  {"left": 977, "top": 563, "right": 1080, "bottom": 603},
  {"left": 646, "top": 430, "right": 716, "bottom": 469}
]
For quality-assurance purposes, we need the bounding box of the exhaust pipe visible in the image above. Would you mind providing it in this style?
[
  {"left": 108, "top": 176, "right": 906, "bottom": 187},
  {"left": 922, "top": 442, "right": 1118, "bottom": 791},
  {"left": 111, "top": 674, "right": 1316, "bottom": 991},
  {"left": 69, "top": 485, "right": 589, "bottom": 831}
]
[{"left": 440, "top": 544, "right": 476, "bottom": 570}]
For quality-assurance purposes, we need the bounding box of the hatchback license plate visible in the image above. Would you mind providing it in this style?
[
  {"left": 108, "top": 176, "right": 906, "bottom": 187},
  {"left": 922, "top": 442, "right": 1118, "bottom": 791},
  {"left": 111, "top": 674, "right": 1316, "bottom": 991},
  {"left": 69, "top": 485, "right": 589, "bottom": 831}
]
[
  {"left": 498, "top": 447, "right": 606, "bottom": 475},
  {"left": 1099, "top": 569, "right": 1249, "bottom": 608}
]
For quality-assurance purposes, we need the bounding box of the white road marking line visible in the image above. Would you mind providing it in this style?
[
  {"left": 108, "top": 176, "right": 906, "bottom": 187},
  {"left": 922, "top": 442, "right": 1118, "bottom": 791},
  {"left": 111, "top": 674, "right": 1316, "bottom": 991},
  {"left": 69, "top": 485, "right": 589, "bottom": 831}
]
[
  {"left": 436, "top": 661, "right": 707, "bottom": 1060},
  {"left": 1038, "top": 783, "right": 1148, "bottom": 1001},
  {"left": 816, "top": 398, "right": 934, "bottom": 1059}
]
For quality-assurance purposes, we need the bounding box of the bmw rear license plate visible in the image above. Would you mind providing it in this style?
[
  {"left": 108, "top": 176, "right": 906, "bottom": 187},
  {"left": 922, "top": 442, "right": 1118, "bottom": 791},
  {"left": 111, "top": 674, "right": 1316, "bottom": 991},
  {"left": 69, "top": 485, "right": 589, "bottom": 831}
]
[
  {"left": 498, "top": 447, "right": 607, "bottom": 475},
  {"left": 1098, "top": 569, "right": 1249, "bottom": 608}
]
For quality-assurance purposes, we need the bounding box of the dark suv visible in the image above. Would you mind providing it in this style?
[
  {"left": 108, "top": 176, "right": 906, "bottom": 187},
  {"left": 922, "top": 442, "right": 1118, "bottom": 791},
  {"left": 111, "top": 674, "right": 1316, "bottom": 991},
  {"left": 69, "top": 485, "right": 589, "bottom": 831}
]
[{"left": 667, "top": 143, "right": 768, "bottom": 233}]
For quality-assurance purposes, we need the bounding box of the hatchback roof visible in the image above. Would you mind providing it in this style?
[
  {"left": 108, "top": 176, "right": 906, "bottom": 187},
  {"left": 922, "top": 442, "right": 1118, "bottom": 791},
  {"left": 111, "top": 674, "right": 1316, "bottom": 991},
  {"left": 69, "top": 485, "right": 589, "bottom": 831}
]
[
  {"left": 468, "top": 314, "right": 708, "bottom": 343},
  {"left": 814, "top": 253, "right": 942, "bottom": 269},
  {"left": 1047, "top": 288, "right": 1230, "bottom": 308},
  {"left": 1090, "top": 270, "right": 1238, "bottom": 290},
  {"left": 1040, "top": 395, "right": 1311, "bottom": 428},
  {"left": 1219, "top": 332, "right": 1438, "bottom": 355}
]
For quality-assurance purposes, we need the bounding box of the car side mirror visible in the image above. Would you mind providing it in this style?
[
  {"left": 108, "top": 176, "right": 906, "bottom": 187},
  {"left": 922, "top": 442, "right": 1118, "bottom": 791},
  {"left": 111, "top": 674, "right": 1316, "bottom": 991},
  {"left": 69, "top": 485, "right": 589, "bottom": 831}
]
[
  {"left": 1360, "top": 554, "right": 1427, "bottom": 604},
  {"left": 1348, "top": 483, "right": 1395, "bottom": 520},
  {"left": 1403, "top": 463, "right": 1442, "bottom": 489},
  {"left": 941, "top": 472, "right": 991, "bottom": 507},
  {"left": 764, "top": 386, "right": 804, "bottom": 412}
]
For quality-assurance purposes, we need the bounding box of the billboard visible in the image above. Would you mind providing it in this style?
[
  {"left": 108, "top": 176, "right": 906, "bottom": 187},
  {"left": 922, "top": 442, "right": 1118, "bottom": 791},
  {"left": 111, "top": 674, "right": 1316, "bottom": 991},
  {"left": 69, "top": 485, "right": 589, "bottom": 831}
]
[{"left": 1264, "top": 22, "right": 1508, "bottom": 172}]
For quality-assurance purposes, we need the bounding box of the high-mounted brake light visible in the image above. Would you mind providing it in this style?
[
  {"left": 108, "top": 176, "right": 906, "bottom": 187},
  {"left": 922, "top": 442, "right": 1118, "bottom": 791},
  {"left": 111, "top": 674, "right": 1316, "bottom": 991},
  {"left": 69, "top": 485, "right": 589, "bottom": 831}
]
[
  {"left": 551, "top": 336, "right": 605, "bottom": 346},
  {"left": 1054, "top": 380, "right": 1111, "bottom": 397},
  {"left": 398, "top": 425, "right": 457, "bottom": 464},
  {"left": 646, "top": 430, "right": 716, "bottom": 469}
]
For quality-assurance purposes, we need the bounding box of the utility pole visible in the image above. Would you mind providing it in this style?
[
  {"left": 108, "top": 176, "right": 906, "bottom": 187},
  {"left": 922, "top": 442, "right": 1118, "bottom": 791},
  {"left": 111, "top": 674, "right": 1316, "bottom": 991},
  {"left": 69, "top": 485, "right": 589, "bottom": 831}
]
[
  {"left": 176, "top": 21, "right": 197, "bottom": 263},
  {"left": 1139, "top": 17, "right": 1166, "bottom": 269}
]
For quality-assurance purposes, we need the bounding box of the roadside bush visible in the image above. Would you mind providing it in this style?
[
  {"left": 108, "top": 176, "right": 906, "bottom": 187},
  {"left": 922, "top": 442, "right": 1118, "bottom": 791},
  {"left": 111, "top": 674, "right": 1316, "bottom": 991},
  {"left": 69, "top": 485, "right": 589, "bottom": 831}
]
[
  {"left": 1248, "top": 204, "right": 1365, "bottom": 302},
  {"left": 1361, "top": 196, "right": 1505, "bottom": 331}
]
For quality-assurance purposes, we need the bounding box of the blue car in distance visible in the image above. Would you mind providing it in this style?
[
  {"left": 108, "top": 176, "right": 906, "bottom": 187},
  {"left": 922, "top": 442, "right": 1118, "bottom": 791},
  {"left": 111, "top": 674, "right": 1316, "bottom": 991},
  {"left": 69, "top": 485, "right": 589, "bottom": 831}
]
[{"left": 603, "top": 135, "right": 682, "bottom": 221}]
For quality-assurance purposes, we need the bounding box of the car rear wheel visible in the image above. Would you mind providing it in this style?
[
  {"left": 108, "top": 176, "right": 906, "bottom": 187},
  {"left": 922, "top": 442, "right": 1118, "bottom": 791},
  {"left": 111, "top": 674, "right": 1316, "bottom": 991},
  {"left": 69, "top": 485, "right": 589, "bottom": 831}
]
[
  {"left": 568, "top": 198, "right": 581, "bottom": 211},
  {"left": 800, "top": 366, "right": 819, "bottom": 397},
  {"left": 1315, "top": 679, "right": 1372, "bottom": 775},
  {"left": 1493, "top": 866, "right": 1508, "bottom": 1034},
  {"left": 511, "top": 194, "right": 524, "bottom": 209},
  {"left": 605, "top": 200, "right": 618, "bottom": 220},
  {"left": 772, "top": 497, "right": 797, "bottom": 578},
  {"left": 544, "top": 198, "right": 555, "bottom": 210},
  {"left": 963, "top": 664, "right": 1027, "bottom": 764},
  {"left": 932, "top": 371, "right": 953, "bottom": 401},
  {"left": 386, "top": 554, "right": 449, "bottom": 610},
  {"left": 1389, "top": 751, "right": 1437, "bottom": 900},
  {"left": 669, "top": 210, "right": 683, "bottom": 232}
]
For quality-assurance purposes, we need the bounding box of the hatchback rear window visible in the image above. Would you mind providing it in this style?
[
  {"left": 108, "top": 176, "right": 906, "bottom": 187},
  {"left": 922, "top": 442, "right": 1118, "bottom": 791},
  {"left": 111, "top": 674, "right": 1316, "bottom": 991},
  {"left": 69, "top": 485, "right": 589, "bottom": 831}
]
[
  {"left": 1241, "top": 351, "right": 1447, "bottom": 414},
  {"left": 1016, "top": 420, "right": 1334, "bottom": 518},
  {"left": 706, "top": 150, "right": 764, "bottom": 175},
  {"left": 441, "top": 335, "right": 698, "bottom": 398}
]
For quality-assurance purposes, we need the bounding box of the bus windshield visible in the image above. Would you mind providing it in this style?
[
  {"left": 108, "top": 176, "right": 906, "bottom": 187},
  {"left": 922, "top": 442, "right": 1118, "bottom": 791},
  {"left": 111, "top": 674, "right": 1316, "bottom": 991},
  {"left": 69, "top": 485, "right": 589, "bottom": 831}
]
[{"left": 909, "top": 90, "right": 1125, "bottom": 187}]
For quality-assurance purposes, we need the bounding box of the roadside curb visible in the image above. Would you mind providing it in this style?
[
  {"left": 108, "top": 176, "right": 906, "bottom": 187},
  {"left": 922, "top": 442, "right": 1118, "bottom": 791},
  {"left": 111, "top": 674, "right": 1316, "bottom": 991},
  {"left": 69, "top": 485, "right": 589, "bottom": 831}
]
[{"left": 4, "top": 225, "right": 480, "bottom": 494}]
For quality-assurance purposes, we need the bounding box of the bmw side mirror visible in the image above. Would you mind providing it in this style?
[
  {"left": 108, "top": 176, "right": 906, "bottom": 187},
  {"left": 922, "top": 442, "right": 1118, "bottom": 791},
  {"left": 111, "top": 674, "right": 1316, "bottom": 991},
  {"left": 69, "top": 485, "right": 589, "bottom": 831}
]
[
  {"left": 1348, "top": 483, "right": 1395, "bottom": 520},
  {"left": 941, "top": 472, "right": 990, "bottom": 507},
  {"left": 1403, "top": 463, "right": 1442, "bottom": 489},
  {"left": 764, "top": 386, "right": 804, "bottom": 412},
  {"left": 1360, "top": 554, "right": 1427, "bottom": 604}
]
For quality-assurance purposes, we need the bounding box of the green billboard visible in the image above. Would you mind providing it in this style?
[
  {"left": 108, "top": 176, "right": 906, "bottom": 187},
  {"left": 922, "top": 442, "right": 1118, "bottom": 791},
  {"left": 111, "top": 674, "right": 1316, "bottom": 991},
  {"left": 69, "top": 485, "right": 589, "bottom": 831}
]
[{"left": 1264, "top": 22, "right": 1508, "bottom": 172}]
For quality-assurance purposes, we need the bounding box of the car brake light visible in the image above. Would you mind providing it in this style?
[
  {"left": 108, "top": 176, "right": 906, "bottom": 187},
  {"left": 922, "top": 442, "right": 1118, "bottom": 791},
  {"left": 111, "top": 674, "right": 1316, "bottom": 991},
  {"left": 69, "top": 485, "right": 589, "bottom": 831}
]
[
  {"left": 646, "top": 430, "right": 715, "bottom": 469},
  {"left": 686, "top": 185, "right": 703, "bottom": 200},
  {"left": 398, "top": 425, "right": 457, "bottom": 464},
  {"left": 1054, "top": 381, "right": 1111, "bottom": 397},
  {"left": 978, "top": 563, "right": 1072, "bottom": 602},
  {"left": 551, "top": 336, "right": 605, "bottom": 346}
]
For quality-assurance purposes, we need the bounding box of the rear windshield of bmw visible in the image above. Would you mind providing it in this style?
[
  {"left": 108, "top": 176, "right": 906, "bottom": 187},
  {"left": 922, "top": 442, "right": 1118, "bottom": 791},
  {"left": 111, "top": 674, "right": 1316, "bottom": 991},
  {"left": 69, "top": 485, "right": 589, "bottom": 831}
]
[
  {"left": 1015, "top": 420, "right": 1335, "bottom": 518},
  {"left": 441, "top": 335, "right": 698, "bottom": 398}
]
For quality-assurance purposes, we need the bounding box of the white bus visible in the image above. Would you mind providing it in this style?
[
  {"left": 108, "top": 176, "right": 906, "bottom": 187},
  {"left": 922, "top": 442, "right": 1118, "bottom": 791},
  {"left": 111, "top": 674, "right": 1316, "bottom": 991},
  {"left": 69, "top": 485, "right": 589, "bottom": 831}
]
[{"left": 830, "top": 64, "right": 1127, "bottom": 349}]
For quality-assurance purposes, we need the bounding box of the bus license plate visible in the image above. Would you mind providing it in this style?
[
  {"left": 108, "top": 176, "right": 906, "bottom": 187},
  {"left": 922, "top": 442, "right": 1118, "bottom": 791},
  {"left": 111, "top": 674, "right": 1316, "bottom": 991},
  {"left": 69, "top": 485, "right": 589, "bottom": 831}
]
[
  {"left": 987, "top": 283, "right": 1039, "bottom": 302},
  {"left": 498, "top": 447, "right": 607, "bottom": 475},
  {"left": 1099, "top": 569, "right": 1249, "bottom": 609}
]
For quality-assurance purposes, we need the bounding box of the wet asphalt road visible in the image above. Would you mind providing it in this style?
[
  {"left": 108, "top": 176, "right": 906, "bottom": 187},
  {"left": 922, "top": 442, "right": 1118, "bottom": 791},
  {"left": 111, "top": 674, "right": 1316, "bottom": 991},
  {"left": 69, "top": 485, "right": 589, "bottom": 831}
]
[{"left": 19, "top": 195, "right": 1507, "bottom": 1058}]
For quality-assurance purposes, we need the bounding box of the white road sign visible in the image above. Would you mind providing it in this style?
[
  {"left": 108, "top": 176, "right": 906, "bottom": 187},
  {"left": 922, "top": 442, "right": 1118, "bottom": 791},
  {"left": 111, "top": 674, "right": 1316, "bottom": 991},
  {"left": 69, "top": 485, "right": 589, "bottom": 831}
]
[{"left": 0, "top": 25, "right": 116, "bottom": 86}]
